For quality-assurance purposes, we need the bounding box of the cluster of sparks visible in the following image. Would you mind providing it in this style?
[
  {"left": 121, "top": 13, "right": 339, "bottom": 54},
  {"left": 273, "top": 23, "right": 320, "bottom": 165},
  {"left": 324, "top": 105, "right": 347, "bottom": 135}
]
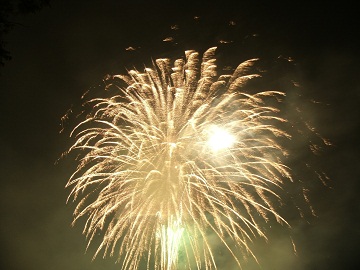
[{"left": 65, "top": 47, "right": 324, "bottom": 269}]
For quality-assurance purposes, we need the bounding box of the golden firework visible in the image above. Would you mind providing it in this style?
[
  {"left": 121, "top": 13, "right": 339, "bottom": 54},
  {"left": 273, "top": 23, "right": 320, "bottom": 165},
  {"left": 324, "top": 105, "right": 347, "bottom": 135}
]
[{"left": 65, "top": 47, "right": 323, "bottom": 269}]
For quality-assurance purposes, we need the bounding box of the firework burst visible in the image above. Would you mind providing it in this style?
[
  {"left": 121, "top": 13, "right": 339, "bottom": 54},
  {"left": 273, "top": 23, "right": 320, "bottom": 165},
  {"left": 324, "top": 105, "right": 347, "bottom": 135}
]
[{"left": 65, "top": 47, "right": 325, "bottom": 269}]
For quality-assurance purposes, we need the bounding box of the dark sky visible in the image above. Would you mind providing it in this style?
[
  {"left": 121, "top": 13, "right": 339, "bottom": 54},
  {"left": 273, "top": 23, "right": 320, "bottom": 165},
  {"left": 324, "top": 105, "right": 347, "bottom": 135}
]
[{"left": 0, "top": 1, "right": 359, "bottom": 269}]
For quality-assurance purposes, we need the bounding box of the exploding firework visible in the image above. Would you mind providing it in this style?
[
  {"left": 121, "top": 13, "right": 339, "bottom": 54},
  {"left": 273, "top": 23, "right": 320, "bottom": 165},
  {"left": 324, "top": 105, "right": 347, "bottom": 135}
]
[{"left": 65, "top": 47, "right": 327, "bottom": 269}]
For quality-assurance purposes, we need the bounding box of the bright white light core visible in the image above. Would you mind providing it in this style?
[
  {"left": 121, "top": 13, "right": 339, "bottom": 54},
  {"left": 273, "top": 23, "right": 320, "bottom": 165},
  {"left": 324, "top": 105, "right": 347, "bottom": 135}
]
[{"left": 207, "top": 126, "right": 236, "bottom": 151}]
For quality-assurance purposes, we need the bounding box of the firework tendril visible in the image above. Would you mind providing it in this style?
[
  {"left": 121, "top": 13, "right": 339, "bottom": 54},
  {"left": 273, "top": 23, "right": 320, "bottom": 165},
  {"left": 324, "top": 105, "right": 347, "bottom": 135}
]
[{"left": 65, "top": 47, "right": 327, "bottom": 269}]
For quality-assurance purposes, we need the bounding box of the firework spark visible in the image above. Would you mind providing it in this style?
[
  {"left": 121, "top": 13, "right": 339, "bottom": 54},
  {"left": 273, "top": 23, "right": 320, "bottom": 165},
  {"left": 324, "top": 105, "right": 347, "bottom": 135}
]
[{"left": 65, "top": 47, "right": 324, "bottom": 269}]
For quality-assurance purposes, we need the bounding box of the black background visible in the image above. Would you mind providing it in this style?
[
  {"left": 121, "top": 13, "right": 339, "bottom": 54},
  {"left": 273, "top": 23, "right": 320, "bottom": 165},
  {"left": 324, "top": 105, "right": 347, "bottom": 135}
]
[{"left": 1, "top": 1, "right": 359, "bottom": 269}]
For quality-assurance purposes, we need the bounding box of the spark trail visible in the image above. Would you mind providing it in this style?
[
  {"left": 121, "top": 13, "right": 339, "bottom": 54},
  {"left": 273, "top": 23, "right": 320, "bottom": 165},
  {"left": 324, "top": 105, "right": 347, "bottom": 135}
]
[{"left": 65, "top": 47, "right": 327, "bottom": 269}]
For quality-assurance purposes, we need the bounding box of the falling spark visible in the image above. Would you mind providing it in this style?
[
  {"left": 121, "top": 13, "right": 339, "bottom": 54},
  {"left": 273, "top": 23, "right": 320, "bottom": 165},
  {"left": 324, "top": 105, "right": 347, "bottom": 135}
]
[
  {"left": 170, "top": 25, "right": 179, "bottom": 30},
  {"left": 163, "top": 37, "right": 174, "bottom": 42},
  {"left": 219, "top": 40, "right": 234, "bottom": 44},
  {"left": 65, "top": 47, "right": 326, "bottom": 269},
  {"left": 125, "top": 46, "right": 137, "bottom": 51}
]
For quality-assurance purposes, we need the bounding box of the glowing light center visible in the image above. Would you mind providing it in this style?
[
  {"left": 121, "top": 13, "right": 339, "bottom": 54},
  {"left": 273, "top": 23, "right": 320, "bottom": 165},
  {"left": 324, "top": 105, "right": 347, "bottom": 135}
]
[{"left": 207, "top": 127, "right": 236, "bottom": 151}]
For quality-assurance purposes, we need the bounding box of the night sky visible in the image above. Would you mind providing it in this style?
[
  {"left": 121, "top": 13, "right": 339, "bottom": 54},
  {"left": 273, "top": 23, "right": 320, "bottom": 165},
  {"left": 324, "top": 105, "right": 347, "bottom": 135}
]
[{"left": 1, "top": 1, "right": 359, "bottom": 269}]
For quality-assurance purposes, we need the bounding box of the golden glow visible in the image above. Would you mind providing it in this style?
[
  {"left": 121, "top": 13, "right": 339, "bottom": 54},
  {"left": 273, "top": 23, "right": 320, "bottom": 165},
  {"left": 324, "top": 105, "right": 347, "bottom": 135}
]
[{"left": 65, "top": 47, "right": 323, "bottom": 269}]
